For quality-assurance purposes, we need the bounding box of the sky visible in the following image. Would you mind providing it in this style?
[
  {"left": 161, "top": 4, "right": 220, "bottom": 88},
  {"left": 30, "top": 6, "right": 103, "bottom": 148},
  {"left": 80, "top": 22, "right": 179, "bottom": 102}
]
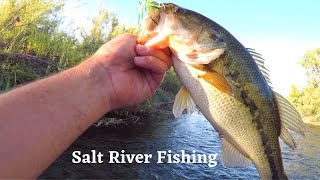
[{"left": 62, "top": 0, "right": 320, "bottom": 96}]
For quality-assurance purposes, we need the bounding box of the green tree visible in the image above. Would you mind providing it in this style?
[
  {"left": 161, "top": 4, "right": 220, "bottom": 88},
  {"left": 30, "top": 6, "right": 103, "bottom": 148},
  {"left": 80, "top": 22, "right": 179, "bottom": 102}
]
[
  {"left": 299, "top": 48, "right": 320, "bottom": 87},
  {"left": 0, "top": 0, "right": 70, "bottom": 54},
  {"left": 289, "top": 48, "right": 320, "bottom": 124},
  {"left": 289, "top": 85, "right": 304, "bottom": 110},
  {"left": 111, "top": 24, "right": 139, "bottom": 39},
  {"left": 0, "top": 0, "right": 78, "bottom": 90},
  {"left": 77, "top": 8, "right": 138, "bottom": 61},
  {"left": 77, "top": 8, "right": 118, "bottom": 59}
]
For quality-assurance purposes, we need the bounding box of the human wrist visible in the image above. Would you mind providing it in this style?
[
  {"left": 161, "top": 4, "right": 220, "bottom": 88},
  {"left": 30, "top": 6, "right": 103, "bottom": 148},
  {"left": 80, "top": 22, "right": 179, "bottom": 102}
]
[{"left": 76, "top": 55, "right": 115, "bottom": 113}]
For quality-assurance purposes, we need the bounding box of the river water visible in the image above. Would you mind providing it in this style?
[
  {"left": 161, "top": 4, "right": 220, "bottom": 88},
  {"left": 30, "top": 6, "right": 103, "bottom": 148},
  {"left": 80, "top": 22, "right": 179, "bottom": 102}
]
[{"left": 40, "top": 113, "right": 320, "bottom": 179}]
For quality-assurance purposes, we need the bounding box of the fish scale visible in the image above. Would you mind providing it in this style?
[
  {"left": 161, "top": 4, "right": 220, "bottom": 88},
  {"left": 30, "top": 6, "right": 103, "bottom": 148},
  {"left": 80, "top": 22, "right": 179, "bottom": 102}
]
[
  {"left": 210, "top": 31, "right": 286, "bottom": 178},
  {"left": 173, "top": 59, "right": 285, "bottom": 179}
]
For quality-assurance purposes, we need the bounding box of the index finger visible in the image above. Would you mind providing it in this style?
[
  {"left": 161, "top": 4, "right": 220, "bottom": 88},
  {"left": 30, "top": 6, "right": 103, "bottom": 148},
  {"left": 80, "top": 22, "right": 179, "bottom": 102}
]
[{"left": 136, "top": 45, "right": 173, "bottom": 68}]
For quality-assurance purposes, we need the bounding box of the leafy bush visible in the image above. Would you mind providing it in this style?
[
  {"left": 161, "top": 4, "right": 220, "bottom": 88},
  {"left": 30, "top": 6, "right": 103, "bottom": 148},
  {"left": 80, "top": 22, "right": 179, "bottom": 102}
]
[{"left": 289, "top": 48, "right": 320, "bottom": 124}]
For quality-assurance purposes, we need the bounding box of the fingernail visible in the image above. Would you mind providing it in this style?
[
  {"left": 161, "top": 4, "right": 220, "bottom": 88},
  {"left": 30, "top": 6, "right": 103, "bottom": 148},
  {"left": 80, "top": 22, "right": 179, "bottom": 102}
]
[{"left": 136, "top": 44, "right": 149, "bottom": 52}]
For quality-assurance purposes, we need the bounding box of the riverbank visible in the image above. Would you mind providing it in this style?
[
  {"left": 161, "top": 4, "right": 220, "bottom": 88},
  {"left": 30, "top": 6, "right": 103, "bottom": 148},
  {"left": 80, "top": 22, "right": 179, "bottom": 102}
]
[
  {"left": 94, "top": 100, "right": 175, "bottom": 128},
  {"left": 96, "top": 101, "right": 320, "bottom": 130}
]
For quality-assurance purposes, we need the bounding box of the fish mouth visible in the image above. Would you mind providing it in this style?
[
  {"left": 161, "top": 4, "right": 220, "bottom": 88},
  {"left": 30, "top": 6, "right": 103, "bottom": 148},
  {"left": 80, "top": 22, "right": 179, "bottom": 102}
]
[
  {"left": 137, "top": 1, "right": 164, "bottom": 45},
  {"left": 146, "top": 0, "right": 164, "bottom": 24},
  {"left": 138, "top": 1, "right": 181, "bottom": 44}
]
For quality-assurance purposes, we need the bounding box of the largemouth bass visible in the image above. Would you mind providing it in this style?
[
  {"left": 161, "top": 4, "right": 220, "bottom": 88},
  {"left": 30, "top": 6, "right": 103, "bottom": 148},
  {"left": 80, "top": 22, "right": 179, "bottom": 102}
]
[{"left": 138, "top": 2, "right": 305, "bottom": 179}]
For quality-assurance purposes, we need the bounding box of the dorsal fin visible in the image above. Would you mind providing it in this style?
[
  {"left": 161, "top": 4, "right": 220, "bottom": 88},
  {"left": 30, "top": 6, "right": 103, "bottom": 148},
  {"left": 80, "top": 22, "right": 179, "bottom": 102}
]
[
  {"left": 247, "top": 48, "right": 272, "bottom": 86},
  {"left": 247, "top": 48, "right": 305, "bottom": 149}
]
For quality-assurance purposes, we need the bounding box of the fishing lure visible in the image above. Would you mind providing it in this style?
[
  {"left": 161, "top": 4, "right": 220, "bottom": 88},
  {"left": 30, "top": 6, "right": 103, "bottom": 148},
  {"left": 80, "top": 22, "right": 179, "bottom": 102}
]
[{"left": 138, "top": 0, "right": 161, "bottom": 30}]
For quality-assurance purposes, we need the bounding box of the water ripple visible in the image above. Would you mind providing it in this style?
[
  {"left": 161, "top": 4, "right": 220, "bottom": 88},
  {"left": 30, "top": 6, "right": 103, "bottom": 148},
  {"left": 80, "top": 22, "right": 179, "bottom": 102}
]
[{"left": 40, "top": 114, "right": 319, "bottom": 179}]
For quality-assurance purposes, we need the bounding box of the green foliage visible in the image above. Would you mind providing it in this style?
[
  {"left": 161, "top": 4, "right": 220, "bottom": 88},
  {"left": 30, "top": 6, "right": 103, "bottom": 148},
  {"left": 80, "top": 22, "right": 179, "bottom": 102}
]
[
  {"left": 289, "top": 85, "right": 320, "bottom": 124},
  {"left": 77, "top": 8, "right": 139, "bottom": 62},
  {"left": 289, "top": 85, "right": 303, "bottom": 110},
  {"left": 111, "top": 24, "right": 139, "bottom": 39},
  {"left": 77, "top": 8, "right": 118, "bottom": 59},
  {"left": 0, "top": 0, "right": 141, "bottom": 90},
  {"left": 0, "top": 62, "right": 39, "bottom": 91},
  {"left": 0, "top": 0, "right": 75, "bottom": 88},
  {"left": 299, "top": 48, "right": 320, "bottom": 87},
  {"left": 0, "top": 0, "right": 181, "bottom": 115},
  {"left": 147, "top": 68, "right": 181, "bottom": 108},
  {"left": 149, "top": 88, "right": 171, "bottom": 105},
  {"left": 0, "top": 0, "right": 65, "bottom": 53},
  {"left": 160, "top": 67, "right": 181, "bottom": 94},
  {"left": 289, "top": 48, "right": 320, "bottom": 124}
]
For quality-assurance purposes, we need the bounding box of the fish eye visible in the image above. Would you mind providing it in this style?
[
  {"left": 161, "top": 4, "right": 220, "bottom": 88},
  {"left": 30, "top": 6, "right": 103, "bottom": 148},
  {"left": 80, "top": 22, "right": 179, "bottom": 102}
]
[{"left": 174, "top": 7, "right": 184, "bottom": 14}]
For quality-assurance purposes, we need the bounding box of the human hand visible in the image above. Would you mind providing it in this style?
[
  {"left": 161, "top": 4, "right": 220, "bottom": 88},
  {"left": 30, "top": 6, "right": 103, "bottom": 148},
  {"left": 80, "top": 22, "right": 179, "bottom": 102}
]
[
  {"left": 91, "top": 34, "right": 172, "bottom": 110},
  {"left": 0, "top": 34, "right": 170, "bottom": 178}
]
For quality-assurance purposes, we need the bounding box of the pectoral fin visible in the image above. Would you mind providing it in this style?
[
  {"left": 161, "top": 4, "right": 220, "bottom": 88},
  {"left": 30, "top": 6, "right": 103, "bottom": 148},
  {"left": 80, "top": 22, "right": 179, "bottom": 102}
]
[
  {"left": 172, "top": 86, "right": 197, "bottom": 118},
  {"left": 200, "top": 69, "right": 233, "bottom": 96},
  {"left": 221, "top": 138, "right": 252, "bottom": 168}
]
